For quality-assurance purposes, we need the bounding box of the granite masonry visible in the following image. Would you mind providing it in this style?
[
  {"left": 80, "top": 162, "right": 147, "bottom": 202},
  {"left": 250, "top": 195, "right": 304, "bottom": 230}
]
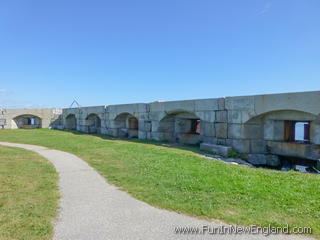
[{"left": 1, "top": 91, "right": 320, "bottom": 167}]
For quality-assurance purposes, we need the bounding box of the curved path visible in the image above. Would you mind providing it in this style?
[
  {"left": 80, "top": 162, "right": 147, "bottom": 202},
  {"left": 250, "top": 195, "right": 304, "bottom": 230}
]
[{"left": 0, "top": 142, "right": 312, "bottom": 240}]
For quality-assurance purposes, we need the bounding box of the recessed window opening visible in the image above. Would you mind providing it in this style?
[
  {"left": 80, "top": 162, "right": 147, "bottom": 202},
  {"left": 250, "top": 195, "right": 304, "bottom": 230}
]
[
  {"left": 128, "top": 117, "right": 138, "bottom": 130},
  {"left": 27, "top": 117, "right": 35, "bottom": 125},
  {"left": 284, "top": 121, "right": 310, "bottom": 143},
  {"left": 295, "top": 122, "right": 310, "bottom": 142},
  {"left": 190, "top": 119, "right": 200, "bottom": 134}
]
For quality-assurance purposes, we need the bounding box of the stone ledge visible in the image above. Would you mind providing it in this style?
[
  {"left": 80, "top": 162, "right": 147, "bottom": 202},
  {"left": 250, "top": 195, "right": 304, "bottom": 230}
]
[
  {"left": 200, "top": 143, "right": 232, "bottom": 157},
  {"left": 248, "top": 154, "right": 280, "bottom": 166}
]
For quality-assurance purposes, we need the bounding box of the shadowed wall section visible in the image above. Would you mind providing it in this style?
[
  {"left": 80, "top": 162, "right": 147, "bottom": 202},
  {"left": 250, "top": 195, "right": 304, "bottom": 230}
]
[
  {"left": 158, "top": 111, "right": 201, "bottom": 144},
  {"left": 65, "top": 114, "right": 77, "bottom": 130},
  {"left": 85, "top": 114, "right": 101, "bottom": 134}
]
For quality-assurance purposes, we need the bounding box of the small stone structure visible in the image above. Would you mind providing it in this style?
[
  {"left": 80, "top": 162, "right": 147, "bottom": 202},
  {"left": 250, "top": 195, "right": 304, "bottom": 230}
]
[
  {"left": 0, "top": 108, "right": 62, "bottom": 129},
  {"left": 1, "top": 91, "right": 320, "bottom": 167}
]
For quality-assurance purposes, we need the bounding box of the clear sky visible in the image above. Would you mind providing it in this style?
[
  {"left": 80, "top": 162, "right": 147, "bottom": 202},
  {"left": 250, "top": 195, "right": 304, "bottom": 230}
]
[{"left": 0, "top": 0, "right": 319, "bottom": 108}]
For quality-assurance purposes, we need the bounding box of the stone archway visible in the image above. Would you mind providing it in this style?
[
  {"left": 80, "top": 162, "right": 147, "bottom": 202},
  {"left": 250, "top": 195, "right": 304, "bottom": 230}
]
[
  {"left": 114, "top": 113, "right": 138, "bottom": 138},
  {"left": 13, "top": 114, "right": 42, "bottom": 129},
  {"left": 244, "top": 109, "right": 320, "bottom": 165},
  {"left": 158, "top": 111, "right": 201, "bottom": 144},
  {"left": 85, "top": 114, "right": 101, "bottom": 134},
  {"left": 65, "top": 114, "right": 77, "bottom": 130}
]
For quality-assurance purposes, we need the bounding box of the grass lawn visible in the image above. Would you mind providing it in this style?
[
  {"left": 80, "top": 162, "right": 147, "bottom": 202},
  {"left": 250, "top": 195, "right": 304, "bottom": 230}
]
[
  {"left": 0, "top": 145, "right": 59, "bottom": 240},
  {"left": 0, "top": 129, "right": 319, "bottom": 238}
]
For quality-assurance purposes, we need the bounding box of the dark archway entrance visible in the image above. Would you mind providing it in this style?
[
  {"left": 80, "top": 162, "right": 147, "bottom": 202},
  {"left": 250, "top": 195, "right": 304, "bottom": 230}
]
[
  {"left": 158, "top": 111, "right": 201, "bottom": 144},
  {"left": 65, "top": 114, "right": 77, "bottom": 130},
  {"left": 86, "top": 114, "right": 101, "bottom": 134},
  {"left": 114, "top": 113, "right": 138, "bottom": 138},
  {"left": 13, "top": 115, "right": 42, "bottom": 129}
]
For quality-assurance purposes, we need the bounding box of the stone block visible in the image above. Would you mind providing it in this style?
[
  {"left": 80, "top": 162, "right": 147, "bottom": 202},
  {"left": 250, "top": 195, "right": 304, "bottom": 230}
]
[
  {"left": 159, "top": 132, "right": 175, "bottom": 142},
  {"left": 253, "top": 91, "right": 320, "bottom": 116},
  {"left": 164, "top": 100, "right": 195, "bottom": 112},
  {"left": 108, "top": 103, "right": 147, "bottom": 115},
  {"left": 151, "top": 132, "right": 161, "bottom": 141},
  {"left": 137, "top": 112, "right": 148, "bottom": 120},
  {"left": 194, "top": 99, "right": 219, "bottom": 111},
  {"left": 196, "top": 111, "right": 215, "bottom": 122},
  {"left": 267, "top": 141, "right": 320, "bottom": 160},
  {"left": 230, "top": 139, "right": 250, "bottom": 153},
  {"left": 216, "top": 138, "right": 226, "bottom": 145},
  {"left": 200, "top": 136, "right": 217, "bottom": 144},
  {"left": 228, "top": 111, "right": 242, "bottom": 124},
  {"left": 225, "top": 96, "right": 254, "bottom": 110},
  {"left": 138, "top": 131, "right": 147, "bottom": 139},
  {"left": 243, "top": 124, "right": 262, "bottom": 139},
  {"left": 228, "top": 124, "right": 242, "bottom": 139},
  {"left": 241, "top": 110, "right": 257, "bottom": 123},
  {"left": 263, "top": 120, "right": 273, "bottom": 140},
  {"left": 215, "top": 110, "right": 228, "bottom": 123},
  {"left": 178, "top": 133, "right": 200, "bottom": 145},
  {"left": 149, "top": 112, "right": 164, "bottom": 121},
  {"left": 100, "top": 127, "right": 108, "bottom": 134},
  {"left": 149, "top": 101, "right": 165, "bottom": 112},
  {"left": 145, "top": 121, "right": 152, "bottom": 132},
  {"left": 218, "top": 98, "right": 225, "bottom": 110},
  {"left": 139, "top": 120, "right": 152, "bottom": 132},
  {"left": 247, "top": 154, "right": 267, "bottom": 165},
  {"left": 248, "top": 154, "right": 280, "bottom": 167},
  {"left": 128, "top": 129, "right": 138, "bottom": 138},
  {"left": 200, "top": 122, "right": 215, "bottom": 137},
  {"left": 137, "top": 103, "right": 148, "bottom": 113},
  {"left": 267, "top": 155, "right": 281, "bottom": 166},
  {"left": 250, "top": 140, "right": 267, "bottom": 153},
  {"left": 138, "top": 121, "right": 145, "bottom": 131},
  {"left": 311, "top": 122, "right": 320, "bottom": 144},
  {"left": 227, "top": 110, "right": 256, "bottom": 124},
  {"left": 264, "top": 120, "right": 284, "bottom": 141},
  {"left": 106, "top": 128, "right": 118, "bottom": 137},
  {"left": 215, "top": 123, "right": 228, "bottom": 138},
  {"left": 273, "top": 120, "right": 285, "bottom": 140},
  {"left": 200, "top": 143, "right": 232, "bottom": 157},
  {"left": 151, "top": 121, "right": 160, "bottom": 132}
]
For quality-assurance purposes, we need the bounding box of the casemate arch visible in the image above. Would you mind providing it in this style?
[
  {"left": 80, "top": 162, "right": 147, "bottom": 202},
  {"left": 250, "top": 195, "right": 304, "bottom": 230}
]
[
  {"left": 65, "top": 114, "right": 77, "bottom": 130},
  {"left": 13, "top": 115, "right": 42, "bottom": 129},
  {"left": 158, "top": 111, "right": 201, "bottom": 145},
  {"left": 85, "top": 114, "right": 101, "bottom": 134},
  {"left": 113, "top": 112, "right": 138, "bottom": 138}
]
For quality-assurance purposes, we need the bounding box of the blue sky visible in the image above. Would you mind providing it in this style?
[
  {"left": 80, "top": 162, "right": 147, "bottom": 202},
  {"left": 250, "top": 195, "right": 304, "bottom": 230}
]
[{"left": 0, "top": 0, "right": 319, "bottom": 108}]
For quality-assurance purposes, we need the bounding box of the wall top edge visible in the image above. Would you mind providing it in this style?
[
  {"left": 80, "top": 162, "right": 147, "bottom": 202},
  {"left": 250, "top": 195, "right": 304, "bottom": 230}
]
[{"left": 3, "top": 91, "right": 319, "bottom": 112}]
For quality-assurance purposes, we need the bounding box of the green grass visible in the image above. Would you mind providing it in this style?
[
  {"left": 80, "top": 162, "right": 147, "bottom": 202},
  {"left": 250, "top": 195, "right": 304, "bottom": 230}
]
[
  {"left": 0, "top": 129, "right": 319, "bottom": 238},
  {"left": 0, "top": 145, "right": 59, "bottom": 240}
]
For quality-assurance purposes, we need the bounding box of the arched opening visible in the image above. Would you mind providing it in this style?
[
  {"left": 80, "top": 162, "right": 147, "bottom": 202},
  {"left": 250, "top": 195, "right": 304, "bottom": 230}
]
[
  {"left": 244, "top": 110, "right": 320, "bottom": 169},
  {"left": 13, "top": 115, "right": 42, "bottom": 129},
  {"left": 65, "top": 114, "right": 77, "bottom": 130},
  {"left": 245, "top": 110, "right": 318, "bottom": 143},
  {"left": 114, "top": 113, "right": 138, "bottom": 138},
  {"left": 86, "top": 114, "right": 101, "bottom": 134},
  {"left": 158, "top": 111, "right": 201, "bottom": 145}
]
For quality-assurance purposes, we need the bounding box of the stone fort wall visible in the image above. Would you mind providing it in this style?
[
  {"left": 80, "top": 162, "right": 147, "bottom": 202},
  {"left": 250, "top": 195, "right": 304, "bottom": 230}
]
[{"left": 1, "top": 91, "right": 320, "bottom": 166}]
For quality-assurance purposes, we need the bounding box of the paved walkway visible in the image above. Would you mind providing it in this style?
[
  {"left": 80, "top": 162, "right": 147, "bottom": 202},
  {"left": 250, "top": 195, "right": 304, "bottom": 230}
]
[{"left": 0, "top": 142, "right": 313, "bottom": 240}]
